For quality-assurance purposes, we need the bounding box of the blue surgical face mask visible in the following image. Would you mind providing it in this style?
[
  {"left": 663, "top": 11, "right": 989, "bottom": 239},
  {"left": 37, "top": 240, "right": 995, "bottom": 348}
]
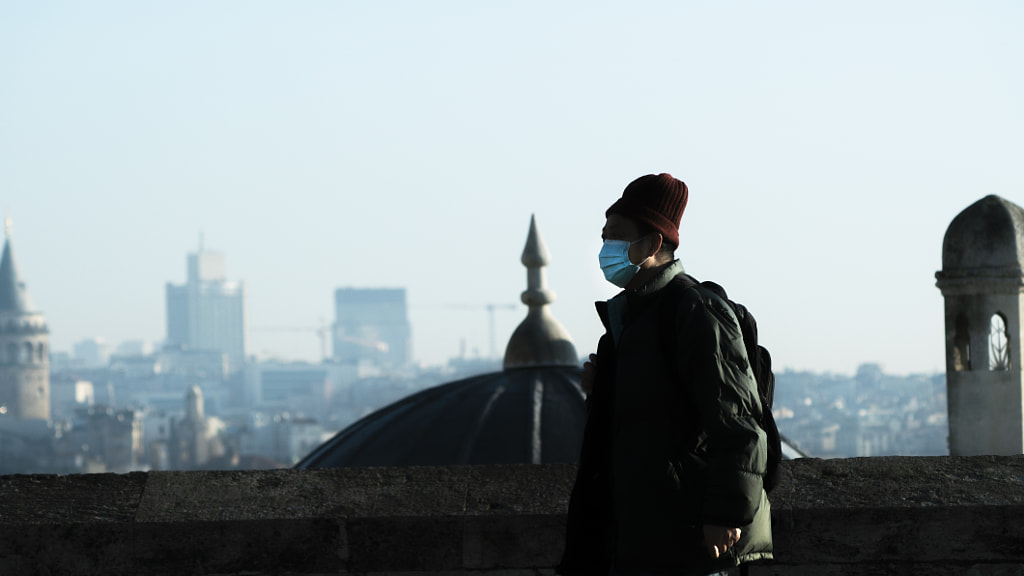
[{"left": 599, "top": 239, "right": 650, "bottom": 288}]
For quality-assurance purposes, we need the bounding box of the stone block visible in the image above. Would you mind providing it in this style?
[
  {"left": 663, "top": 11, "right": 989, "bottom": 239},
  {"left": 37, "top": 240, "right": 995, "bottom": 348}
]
[
  {"left": 346, "top": 516, "right": 463, "bottom": 572},
  {"left": 0, "top": 472, "right": 145, "bottom": 523},
  {"left": 463, "top": 514, "right": 565, "bottom": 569},
  {"left": 0, "top": 523, "right": 135, "bottom": 576},
  {"left": 464, "top": 464, "right": 575, "bottom": 516},
  {"left": 131, "top": 518, "right": 344, "bottom": 575}
]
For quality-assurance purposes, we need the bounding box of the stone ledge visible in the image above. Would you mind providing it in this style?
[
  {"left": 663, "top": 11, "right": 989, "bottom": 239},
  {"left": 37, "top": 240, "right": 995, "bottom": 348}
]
[
  {"left": 774, "top": 455, "right": 1024, "bottom": 509},
  {"left": 132, "top": 464, "right": 577, "bottom": 522},
  {"left": 0, "top": 456, "right": 1019, "bottom": 575}
]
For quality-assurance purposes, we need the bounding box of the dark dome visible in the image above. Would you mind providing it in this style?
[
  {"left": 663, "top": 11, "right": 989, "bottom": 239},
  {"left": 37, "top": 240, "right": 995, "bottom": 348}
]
[
  {"left": 295, "top": 365, "right": 586, "bottom": 468},
  {"left": 942, "top": 195, "right": 1024, "bottom": 271}
]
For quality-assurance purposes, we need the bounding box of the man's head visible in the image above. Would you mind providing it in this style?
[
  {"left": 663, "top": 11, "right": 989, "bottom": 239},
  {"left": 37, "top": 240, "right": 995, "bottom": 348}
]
[
  {"left": 599, "top": 173, "right": 688, "bottom": 289},
  {"left": 605, "top": 173, "right": 688, "bottom": 253}
]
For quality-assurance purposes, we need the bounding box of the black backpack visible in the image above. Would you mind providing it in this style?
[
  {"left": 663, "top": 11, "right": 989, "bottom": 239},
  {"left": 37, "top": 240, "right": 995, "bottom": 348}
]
[{"left": 665, "top": 276, "right": 783, "bottom": 494}]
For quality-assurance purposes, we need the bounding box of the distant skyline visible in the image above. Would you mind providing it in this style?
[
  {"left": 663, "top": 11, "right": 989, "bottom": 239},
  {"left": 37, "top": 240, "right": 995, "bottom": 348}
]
[{"left": 3, "top": 2, "right": 1023, "bottom": 375}]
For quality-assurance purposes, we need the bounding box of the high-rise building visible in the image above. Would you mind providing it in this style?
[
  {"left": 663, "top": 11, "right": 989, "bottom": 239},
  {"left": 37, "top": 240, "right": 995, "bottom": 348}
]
[
  {"left": 0, "top": 219, "right": 50, "bottom": 421},
  {"left": 333, "top": 288, "right": 411, "bottom": 368},
  {"left": 73, "top": 337, "right": 112, "bottom": 368},
  {"left": 166, "top": 249, "right": 246, "bottom": 372}
]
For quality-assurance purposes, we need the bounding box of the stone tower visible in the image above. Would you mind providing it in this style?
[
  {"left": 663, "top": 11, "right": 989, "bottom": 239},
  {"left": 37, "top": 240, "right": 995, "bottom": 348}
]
[
  {"left": 0, "top": 219, "right": 50, "bottom": 421},
  {"left": 935, "top": 195, "right": 1024, "bottom": 455}
]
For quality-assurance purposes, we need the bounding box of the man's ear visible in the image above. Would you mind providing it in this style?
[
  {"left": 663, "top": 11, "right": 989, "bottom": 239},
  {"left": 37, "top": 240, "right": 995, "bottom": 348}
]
[{"left": 646, "top": 233, "right": 663, "bottom": 259}]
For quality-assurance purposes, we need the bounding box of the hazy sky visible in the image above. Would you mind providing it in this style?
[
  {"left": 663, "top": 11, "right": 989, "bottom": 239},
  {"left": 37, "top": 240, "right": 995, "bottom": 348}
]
[{"left": 3, "top": 2, "right": 1022, "bottom": 375}]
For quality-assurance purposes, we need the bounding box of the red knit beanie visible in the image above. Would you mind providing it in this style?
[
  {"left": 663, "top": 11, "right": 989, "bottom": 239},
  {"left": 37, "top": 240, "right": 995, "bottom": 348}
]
[{"left": 605, "top": 173, "right": 688, "bottom": 247}]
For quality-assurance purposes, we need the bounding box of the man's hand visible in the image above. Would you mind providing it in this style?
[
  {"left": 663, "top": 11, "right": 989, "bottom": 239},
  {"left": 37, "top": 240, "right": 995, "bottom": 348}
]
[
  {"left": 703, "top": 525, "right": 741, "bottom": 559},
  {"left": 580, "top": 354, "right": 597, "bottom": 395}
]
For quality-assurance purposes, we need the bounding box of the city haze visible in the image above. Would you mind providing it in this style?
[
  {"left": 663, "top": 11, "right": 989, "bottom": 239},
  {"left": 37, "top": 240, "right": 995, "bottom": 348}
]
[{"left": 3, "top": 2, "right": 1023, "bottom": 374}]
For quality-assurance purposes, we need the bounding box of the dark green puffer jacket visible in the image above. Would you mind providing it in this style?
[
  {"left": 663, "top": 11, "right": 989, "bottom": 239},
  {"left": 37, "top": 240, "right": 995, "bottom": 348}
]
[{"left": 559, "top": 261, "right": 772, "bottom": 575}]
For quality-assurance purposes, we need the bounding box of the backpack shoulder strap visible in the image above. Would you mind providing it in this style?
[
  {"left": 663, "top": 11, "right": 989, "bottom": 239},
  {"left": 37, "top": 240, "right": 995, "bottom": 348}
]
[{"left": 657, "top": 274, "right": 699, "bottom": 351}]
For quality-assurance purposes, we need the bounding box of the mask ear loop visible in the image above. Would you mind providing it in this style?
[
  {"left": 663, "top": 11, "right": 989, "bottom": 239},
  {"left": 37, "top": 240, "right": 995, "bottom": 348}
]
[{"left": 631, "top": 233, "right": 659, "bottom": 267}]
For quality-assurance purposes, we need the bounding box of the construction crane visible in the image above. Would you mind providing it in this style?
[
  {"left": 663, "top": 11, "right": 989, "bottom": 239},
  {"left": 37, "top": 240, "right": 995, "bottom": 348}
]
[
  {"left": 249, "top": 323, "right": 331, "bottom": 361},
  {"left": 430, "top": 303, "right": 518, "bottom": 359},
  {"left": 250, "top": 320, "right": 388, "bottom": 362},
  {"left": 484, "top": 303, "right": 518, "bottom": 359},
  {"left": 249, "top": 319, "right": 389, "bottom": 360}
]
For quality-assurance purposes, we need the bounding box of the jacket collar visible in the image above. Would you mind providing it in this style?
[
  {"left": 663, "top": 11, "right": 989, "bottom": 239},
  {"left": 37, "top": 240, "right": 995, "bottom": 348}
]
[
  {"left": 629, "top": 259, "right": 685, "bottom": 298},
  {"left": 595, "top": 259, "right": 686, "bottom": 331}
]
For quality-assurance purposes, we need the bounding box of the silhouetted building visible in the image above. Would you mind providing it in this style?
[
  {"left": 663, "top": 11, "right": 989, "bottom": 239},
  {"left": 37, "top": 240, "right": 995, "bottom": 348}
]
[
  {"left": 166, "top": 249, "right": 246, "bottom": 371},
  {"left": 937, "top": 195, "right": 1024, "bottom": 455},
  {"left": 244, "top": 361, "right": 335, "bottom": 421},
  {"left": 0, "top": 219, "right": 50, "bottom": 421},
  {"left": 67, "top": 406, "right": 143, "bottom": 473},
  {"left": 72, "top": 337, "right": 111, "bottom": 368},
  {"left": 238, "top": 412, "right": 325, "bottom": 466},
  {"left": 168, "top": 385, "right": 226, "bottom": 469},
  {"left": 332, "top": 288, "right": 411, "bottom": 369},
  {"left": 50, "top": 375, "right": 95, "bottom": 420}
]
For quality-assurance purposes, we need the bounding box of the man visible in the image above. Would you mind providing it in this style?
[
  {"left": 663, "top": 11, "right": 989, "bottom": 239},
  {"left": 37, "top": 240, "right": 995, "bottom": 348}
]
[{"left": 558, "top": 174, "right": 772, "bottom": 576}]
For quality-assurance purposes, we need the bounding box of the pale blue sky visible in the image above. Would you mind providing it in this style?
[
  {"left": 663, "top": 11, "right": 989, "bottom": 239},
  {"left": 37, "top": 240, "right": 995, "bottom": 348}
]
[{"left": 3, "top": 1, "right": 1022, "bottom": 374}]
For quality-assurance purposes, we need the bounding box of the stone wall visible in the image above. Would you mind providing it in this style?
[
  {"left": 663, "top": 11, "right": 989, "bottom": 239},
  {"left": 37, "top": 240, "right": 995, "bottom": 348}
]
[{"left": 0, "top": 456, "right": 1021, "bottom": 575}]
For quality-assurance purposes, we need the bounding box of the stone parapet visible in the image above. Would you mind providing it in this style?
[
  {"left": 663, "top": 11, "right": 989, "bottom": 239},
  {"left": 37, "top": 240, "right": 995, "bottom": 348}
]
[{"left": 0, "top": 456, "right": 1020, "bottom": 575}]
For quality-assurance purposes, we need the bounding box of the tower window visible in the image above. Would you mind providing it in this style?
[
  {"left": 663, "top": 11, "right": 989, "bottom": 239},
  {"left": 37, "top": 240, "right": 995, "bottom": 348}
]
[
  {"left": 989, "top": 313, "right": 1011, "bottom": 371},
  {"left": 22, "top": 342, "right": 32, "bottom": 364},
  {"left": 953, "top": 314, "right": 971, "bottom": 371}
]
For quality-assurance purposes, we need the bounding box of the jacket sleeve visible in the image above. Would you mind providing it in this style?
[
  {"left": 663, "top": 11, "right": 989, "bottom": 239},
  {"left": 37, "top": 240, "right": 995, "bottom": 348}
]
[{"left": 677, "top": 291, "right": 767, "bottom": 527}]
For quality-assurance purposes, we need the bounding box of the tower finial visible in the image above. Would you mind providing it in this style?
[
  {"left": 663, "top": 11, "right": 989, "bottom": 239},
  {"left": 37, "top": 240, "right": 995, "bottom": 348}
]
[
  {"left": 0, "top": 215, "right": 36, "bottom": 312},
  {"left": 503, "top": 214, "right": 578, "bottom": 369},
  {"left": 520, "top": 214, "right": 553, "bottom": 307}
]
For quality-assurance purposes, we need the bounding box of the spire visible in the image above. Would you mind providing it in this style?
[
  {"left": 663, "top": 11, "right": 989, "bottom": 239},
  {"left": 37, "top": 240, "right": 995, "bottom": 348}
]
[
  {"left": 503, "top": 215, "right": 578, "bottom": 369},
  {"left": 0, "top": 219, "right": 33, "bottom": 312},
  {"left": 520, "top": 214, "right": 554, "bottom": 307}
]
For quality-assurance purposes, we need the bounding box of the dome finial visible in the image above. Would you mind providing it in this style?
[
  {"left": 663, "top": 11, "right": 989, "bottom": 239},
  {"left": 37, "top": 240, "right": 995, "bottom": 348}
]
[
  {"left": 521, "top": 214, "right": 551, "bottom": 268},
  {"left": 520, "top": 214, "right": 554, "bottom": 308},
  {"left": 4, "top": 216, "right": 11, "bottom": 239},
  {"left": 503, "top": 214, "right": 578, "bottom": 369}
]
